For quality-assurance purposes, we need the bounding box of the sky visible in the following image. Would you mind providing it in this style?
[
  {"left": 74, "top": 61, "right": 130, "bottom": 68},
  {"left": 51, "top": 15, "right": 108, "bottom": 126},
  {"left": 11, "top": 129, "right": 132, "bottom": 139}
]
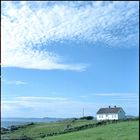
[{"left": 1, "top": 1, "right": 139, "bottom": 118}]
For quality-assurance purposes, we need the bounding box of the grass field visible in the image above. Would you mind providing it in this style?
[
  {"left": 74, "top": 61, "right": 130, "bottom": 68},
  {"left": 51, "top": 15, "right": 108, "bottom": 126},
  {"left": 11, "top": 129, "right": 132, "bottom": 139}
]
[
  {"left": 1, "top": 119, "right": 139, "bottom": 140},
  {"left": 44, "top": 120, "right": 139, "bottom": 140},
  {"left": 1, "top": 119, "right": 95, "bottom": 139}
]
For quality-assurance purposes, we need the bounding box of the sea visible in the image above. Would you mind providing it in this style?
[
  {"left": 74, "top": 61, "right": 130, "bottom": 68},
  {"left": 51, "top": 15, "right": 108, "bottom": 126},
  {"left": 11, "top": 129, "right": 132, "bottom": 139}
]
[{"left": 1, "top": 118, "right": 64, "bottom": 128}]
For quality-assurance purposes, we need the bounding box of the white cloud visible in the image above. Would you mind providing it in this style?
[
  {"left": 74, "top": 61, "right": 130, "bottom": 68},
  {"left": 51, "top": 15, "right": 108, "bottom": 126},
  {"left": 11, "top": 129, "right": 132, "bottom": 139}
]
[
  {"left": 1, "top": 1, "right": 138, "bottom": 70},
  {"left": 1, "top": 96, "right": 105, "bottom": 118},
  {"left": 16, "top": 96, "right": 68, "bottom": 101},
  {"left": 94, "top": 93, "right": 138, "bottom": 101},
  {"left": 2, "top": 79, "right": 27, "bottom": 85},
  {"left": 112, "top": 98, "right": 138, "bottom": 101},
  {"left": 1, "top": 95, "right": 139, "bottom": 118},
  {"left": 94, "top": 93, "right": 138, "bottom": 97}
]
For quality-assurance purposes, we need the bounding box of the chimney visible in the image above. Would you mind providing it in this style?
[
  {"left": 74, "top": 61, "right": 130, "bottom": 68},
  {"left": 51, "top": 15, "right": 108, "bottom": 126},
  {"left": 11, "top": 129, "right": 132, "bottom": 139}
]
[
  {"left": 109, "top": 106, "right": 111, "bottom": 108},
  {"left": 114, "top": 105, "right": 116, "bottom": 108}
]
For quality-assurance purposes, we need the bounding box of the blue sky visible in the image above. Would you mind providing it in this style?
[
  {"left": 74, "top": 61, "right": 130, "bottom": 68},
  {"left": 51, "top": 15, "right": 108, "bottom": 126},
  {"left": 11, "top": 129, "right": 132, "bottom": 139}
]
[{"left": 1, "top": 1, "right": 139, "bottom": 118}]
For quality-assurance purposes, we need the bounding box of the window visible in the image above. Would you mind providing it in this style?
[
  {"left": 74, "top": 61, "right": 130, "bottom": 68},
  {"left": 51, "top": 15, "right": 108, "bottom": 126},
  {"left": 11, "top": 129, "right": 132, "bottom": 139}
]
[
  {"left": 99, "top": 115, "right": 103, "bottom": 118},
  {"left": 112, "top": 114, "right": 116, "bottom": 118}
]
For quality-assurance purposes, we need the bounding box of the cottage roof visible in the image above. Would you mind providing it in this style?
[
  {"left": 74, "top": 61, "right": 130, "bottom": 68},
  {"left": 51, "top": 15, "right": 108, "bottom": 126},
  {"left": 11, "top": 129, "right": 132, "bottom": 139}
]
[{"left": 96, "top": 107, "right": 123, "bottom": 114}]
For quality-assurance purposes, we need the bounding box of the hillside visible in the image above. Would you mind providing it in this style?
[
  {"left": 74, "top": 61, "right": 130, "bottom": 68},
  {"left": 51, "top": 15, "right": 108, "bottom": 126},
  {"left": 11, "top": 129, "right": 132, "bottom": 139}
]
[
  {"left": 1, "top": 119, "right": 139, "bottom": 140},
  {"left": 1, "top": 119, "right": 95, "bottom": 139},
  {"left": 45, "top": 120, "right": 139, "bottom": 140}
]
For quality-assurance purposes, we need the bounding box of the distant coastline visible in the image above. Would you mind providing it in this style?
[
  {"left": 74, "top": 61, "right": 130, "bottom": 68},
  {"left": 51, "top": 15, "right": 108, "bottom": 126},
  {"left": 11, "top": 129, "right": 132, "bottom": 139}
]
[
  {"left": 1, "top": 117, "right": 65, "bottom": 128},
  {"left": 1, "top": 115, "right": 137, "bottom": 128}
]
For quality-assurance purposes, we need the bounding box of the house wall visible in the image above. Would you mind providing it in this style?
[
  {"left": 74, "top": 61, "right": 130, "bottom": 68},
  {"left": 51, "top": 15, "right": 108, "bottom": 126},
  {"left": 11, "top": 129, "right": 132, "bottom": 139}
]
[
  {"left": 96, "top": 108, "right": 126, "bottom": 121},
  {"left": 96, "top": 113, "right": 118, "bottom": 120},
  {"left": 118, "top": 108, "right": 126, "bottom": 119}
]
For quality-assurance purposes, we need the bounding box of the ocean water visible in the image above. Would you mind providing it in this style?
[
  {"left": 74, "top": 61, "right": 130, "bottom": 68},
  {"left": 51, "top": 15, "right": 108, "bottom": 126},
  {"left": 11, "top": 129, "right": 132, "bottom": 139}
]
[
  {"left": 1, "top": 118, "right": 63, "bottom": 128},
  {"left": 1, "top": 121, "right": 31, "bottom": 128}
]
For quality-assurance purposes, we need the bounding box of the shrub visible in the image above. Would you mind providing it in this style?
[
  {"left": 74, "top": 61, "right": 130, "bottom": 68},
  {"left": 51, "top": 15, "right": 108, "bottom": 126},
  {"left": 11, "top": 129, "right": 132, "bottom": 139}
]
[
  {"left": 132, "top": 117, "right": 139, "bottom": 121},
  {"left": 1, "top": 127, "right": 9, "bottom": 134},
  {"left": 26, "top": 122, "right": 35, "bottom": 126},
  {"left": 18, "top": 134, "right": 33, "bottom": 140},
  {"left": 9, "top": 125, "right": 18, "bottom": 131},
  {"left": 1, "top": 127, "right": 9, "bottom": 132},
  {"left": 80, "top": 116, "right": 94, "bottom": 120},
  {"left": 39, "top": 132, "right": 46, "bottom": 138},
  {"left": 72, "top": 118, "right": 78, "bottom": 120}
]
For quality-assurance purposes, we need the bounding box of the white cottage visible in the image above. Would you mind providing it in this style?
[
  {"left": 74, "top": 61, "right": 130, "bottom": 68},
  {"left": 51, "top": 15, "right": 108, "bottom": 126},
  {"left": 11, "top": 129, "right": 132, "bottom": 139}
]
[{"left": 96, "top": 106, "right": 125, "bottom": 121}]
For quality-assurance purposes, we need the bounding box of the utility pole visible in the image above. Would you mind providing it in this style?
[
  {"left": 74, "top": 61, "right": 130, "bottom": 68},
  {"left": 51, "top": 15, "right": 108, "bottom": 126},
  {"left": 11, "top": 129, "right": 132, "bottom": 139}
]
[{"left": 82, "top": 108, "right": 84, "bottom": 117}]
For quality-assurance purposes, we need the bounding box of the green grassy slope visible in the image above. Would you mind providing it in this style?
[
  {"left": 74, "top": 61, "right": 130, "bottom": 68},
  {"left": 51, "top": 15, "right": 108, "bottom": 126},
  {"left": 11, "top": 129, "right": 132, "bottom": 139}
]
[
  {"left": 1, "top": 119, "right": 95, "bottom": 139},
  {"left": 43, "top": 120, "right": 139, "bottom": 140}
]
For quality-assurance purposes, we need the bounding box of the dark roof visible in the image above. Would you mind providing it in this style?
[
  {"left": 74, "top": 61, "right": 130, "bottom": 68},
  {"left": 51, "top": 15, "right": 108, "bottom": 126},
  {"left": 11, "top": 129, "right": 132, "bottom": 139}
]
[{"left": 97, "top": 107, "right": 122, "bottom": 114}]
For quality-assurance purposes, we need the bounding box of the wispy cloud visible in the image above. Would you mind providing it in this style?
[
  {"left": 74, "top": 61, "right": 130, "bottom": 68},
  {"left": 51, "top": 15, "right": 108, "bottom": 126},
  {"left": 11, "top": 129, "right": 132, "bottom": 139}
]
[
  {"left": 94, "top": 93, "right": 138, "bottom": 97},
  {"left": 1, "top": 96, "right": 105, "bottom": 118},
  {"left": 112, "top": 98, "right": 139, "bottom": 101},
  {"left": 1, "top": 1, "right": 138, "bottom": 70},
  {"left": 1, "top": 95, "right": 139, "bottom": 117},
  {"left": 16, "top": 96, "right": 68, "bottom": 101},
  {"left": 93, "top": 92, "right": 138, "bottom": 103},
  {"left": 2, "top": 79, "right": 27, "bottom": 85}
]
